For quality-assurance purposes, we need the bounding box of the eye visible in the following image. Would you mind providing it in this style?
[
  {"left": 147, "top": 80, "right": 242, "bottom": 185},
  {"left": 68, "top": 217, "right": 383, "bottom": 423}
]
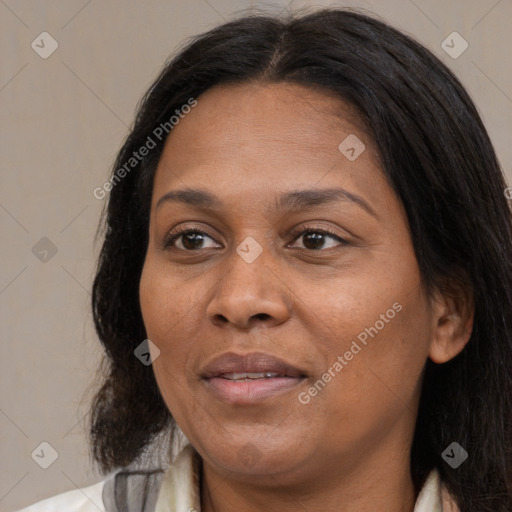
[
  {"left": 288, "top": 227, "right": 348, "bottom": 251},
  {"left": 163, "top": 228, "right": 220, "bottom": 251},
  {"left": 163, "top": 225, "right": 349, "bottom": 252}
]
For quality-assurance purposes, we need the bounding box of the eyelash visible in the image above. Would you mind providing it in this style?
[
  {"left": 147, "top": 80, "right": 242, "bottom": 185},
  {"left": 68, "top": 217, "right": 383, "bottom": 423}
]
[{"left": 163, "top": 225, "right": 349, "bottom": 252}]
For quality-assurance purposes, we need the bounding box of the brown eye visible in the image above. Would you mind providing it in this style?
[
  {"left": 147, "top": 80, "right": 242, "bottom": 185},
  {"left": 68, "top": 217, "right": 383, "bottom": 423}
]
[
  {"left": 289, "top": 228, "right": 348, "bottom": 251},
  {"left": 164, "top": 229, "right": 220, "bottom": 251}
]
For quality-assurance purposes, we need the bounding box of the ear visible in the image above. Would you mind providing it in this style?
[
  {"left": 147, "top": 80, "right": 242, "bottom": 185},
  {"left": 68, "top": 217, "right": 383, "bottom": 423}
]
[{"left": 428, "top": 284, "right": 474, "bottom": 364}]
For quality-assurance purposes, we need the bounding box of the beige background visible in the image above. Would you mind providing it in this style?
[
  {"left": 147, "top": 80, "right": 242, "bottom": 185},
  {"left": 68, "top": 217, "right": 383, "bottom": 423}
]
[{"left": 1, "top": 0, "right": 510, "bottom": 510}]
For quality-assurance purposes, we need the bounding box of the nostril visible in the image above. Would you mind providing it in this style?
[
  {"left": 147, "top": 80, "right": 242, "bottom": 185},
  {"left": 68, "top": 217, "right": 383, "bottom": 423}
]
[
  {"left": 252, "top": 313, "right": 271, "bottom": 321},
  {"left": 216, "top": 314, "right": 229, "bottom": 323}
]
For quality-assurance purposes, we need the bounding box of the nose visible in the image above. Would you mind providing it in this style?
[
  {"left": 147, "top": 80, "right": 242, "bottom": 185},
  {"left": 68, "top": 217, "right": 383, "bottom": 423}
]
[{"left": 206, "top": 245, "right": 291, "bottom": 330}]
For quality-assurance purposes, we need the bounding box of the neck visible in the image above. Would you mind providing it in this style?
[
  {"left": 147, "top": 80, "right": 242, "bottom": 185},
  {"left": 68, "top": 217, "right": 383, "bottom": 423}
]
[{"left": 200, "top": 437, "right": 417, "bottom": 512}]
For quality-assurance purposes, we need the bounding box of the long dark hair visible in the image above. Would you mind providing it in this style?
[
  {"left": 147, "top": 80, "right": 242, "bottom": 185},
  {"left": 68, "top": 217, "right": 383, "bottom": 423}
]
[{"left": 88, "top": 7, "right": 512, "bottom": 511}]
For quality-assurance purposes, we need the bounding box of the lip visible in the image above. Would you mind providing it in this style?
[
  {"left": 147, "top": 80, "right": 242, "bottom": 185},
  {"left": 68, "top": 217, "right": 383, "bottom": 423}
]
[
  {"left": 201, "top": 351, "right": 306, "bottom": 378},
  {"left": 201, "top": 351, "right": 307, "bottom": 404}
]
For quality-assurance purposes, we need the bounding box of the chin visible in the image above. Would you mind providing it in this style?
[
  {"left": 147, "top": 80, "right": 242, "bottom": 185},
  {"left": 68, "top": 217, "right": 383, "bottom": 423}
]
[{"left": 195, "top": 430, "right": 310, "bottom": 478}]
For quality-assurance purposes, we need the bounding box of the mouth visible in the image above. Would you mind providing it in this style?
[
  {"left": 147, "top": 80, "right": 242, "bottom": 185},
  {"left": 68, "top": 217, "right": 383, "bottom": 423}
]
[
  {"left": 219, "top": 372, "right": 293, "bottom": 380},
  {"left": 201, "top": 352, "right": 307, "bottom": 404}
]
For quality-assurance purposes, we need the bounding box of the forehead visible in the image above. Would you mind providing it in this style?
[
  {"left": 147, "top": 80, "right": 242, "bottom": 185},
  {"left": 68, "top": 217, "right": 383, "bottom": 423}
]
[{"left": 151, "top": 81, "right": 387, "bottom": 211}]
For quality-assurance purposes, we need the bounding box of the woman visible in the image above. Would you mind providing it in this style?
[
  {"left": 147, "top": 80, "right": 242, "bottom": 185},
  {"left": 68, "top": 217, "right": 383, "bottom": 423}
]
[{"left": 18, "top": 7, "right": 512, "bottom": 512}]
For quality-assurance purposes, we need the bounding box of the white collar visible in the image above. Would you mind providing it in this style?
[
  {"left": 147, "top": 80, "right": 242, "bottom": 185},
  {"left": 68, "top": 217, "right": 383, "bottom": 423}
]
[
  {"left": 413, "top": 468, "right": 443, "bottom": 512},
  {"left": 155, "top": 444, "right": 445, "bottom": 512}
]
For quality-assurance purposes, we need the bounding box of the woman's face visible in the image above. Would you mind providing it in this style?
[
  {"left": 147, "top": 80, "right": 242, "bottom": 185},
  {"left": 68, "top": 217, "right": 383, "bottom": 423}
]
[{"left": 139, "top": 82, "right": 438, "bottom": 484}]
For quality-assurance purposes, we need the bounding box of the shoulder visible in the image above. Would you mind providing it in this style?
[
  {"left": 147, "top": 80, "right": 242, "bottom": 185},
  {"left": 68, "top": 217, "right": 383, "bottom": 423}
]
[
  {"left": 15, "top": 479, "right": 106, "bottom": 512},
  {"left": 15, "top": 468, "right": 166, "bottom": 512}
]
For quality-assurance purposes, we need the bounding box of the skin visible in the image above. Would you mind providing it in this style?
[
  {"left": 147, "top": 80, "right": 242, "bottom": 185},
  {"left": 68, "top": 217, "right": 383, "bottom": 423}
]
[{"left": 139, "top": 82, "right": 473, "bottom": 512}]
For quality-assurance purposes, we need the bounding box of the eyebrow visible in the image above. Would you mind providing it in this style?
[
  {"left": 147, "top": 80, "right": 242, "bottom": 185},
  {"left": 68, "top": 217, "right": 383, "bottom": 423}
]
[{"left": 156, "top": 187, "right": 376, "bottom": 217}]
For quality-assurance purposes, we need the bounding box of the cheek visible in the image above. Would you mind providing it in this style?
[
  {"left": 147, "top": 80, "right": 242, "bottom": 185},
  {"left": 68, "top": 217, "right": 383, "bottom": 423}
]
[
  {"left": 139, "top": 261, "right": 186, "bottom": 384},
  {"left": 139, "top": 258, "right": 187, "bottom": 340},
  {"left": 139, "top": 262, "right": 188, "bottom": 418},
  {"left": 300, "top": 261, "right": 431, "bottom": 427},
  {"left": 313, "top": 284, "right": 431, "bottom": 437},
  {"left": 139, "top": 258, "right": 205, "bottom": 392}
]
